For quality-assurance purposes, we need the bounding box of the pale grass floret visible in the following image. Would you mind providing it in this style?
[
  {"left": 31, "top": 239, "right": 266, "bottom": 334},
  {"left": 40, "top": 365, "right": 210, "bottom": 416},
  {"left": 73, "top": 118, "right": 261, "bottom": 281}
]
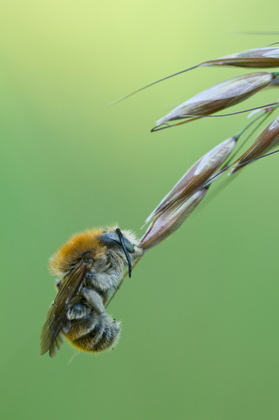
[
  {"left": 231, "top": 116, "right": 279, "bottom": 173},
  {"left": 146, "top": 136, "right": 237, "bottom": 224},
  {"left": 156, "top": 73, "right": 275, "bottom": 127}
]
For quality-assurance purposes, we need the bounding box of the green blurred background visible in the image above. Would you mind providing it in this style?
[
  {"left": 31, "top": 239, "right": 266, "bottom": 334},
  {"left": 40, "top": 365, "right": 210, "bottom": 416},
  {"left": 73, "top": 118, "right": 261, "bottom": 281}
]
[{"left": 1, "top": 1, "right": 279, "bottom": 419}]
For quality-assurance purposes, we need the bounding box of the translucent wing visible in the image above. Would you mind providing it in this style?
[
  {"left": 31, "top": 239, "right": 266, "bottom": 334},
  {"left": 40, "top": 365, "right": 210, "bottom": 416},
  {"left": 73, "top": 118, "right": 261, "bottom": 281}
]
[{"left": 40, "top": 261, "right": 89, "bottom": 357}]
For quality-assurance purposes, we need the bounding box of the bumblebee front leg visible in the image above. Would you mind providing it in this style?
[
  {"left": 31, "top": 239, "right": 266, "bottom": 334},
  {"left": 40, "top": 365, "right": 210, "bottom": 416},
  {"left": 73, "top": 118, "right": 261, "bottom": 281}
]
[{"left": 80, "top": 287, "right": 105, "bottom": 314}]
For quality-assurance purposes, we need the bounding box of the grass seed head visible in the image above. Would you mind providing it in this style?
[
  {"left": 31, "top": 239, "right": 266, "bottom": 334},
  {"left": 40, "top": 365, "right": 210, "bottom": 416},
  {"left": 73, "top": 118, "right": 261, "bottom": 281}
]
[
  {"left": 155, "top": 72, "right": 275, "bottom": 128},
  {"left": 140, "top": 187, "right": 208, "bottom": 251},
  {"left": 203, "top": 47, "right": 279, "bottom": 68},
  {"left": 146, "top": 136, "right": 237, "bottom": 223},
  {"left": 231, "top": 116, "right": 279, "bottom": 173}
]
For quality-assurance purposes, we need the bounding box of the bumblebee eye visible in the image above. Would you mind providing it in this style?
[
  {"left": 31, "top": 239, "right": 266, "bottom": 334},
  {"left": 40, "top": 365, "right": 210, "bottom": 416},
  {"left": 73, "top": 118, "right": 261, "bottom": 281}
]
[
  {"left": 98, "top": 229, "right": 134, "bottom": 277},
  {"left": 98, "top": 232, "right": 135, "bottom": 252},
  {"left": 120, "top": 237, "right": 134, "bottom": 253}
]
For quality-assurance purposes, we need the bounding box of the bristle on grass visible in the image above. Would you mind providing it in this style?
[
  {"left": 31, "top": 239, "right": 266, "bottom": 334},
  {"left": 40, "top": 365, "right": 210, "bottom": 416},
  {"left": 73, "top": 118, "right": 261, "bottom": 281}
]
[{"left": 111, "top": 47, "right": 279, "bottom": 105}]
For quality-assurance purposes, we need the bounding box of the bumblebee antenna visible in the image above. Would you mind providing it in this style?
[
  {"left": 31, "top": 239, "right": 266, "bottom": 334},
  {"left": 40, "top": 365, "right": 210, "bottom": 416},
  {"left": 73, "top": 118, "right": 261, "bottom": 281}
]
[{"left": 115, "top": 228, "right": 132, "bottom": 277}]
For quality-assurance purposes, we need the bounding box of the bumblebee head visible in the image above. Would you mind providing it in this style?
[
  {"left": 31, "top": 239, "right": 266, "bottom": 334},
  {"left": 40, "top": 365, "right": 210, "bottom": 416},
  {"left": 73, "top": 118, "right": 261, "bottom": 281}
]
[{"left": 98, "top": 228, "right": 137, "bottom": 277}]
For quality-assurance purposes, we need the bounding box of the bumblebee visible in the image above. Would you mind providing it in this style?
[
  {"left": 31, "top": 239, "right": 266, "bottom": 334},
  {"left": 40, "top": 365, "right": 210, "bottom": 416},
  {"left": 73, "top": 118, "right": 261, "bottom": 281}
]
[{"left": 40, "top": 227, "right": 142, "bottom": 357}]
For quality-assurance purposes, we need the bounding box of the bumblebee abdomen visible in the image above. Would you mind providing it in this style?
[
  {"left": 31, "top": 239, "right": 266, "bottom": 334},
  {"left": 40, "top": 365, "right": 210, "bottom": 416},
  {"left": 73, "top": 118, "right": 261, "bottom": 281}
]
[
  {"left": 92, "top": 321, "right": 121, "bottom": 352},
  {"left": 66, "top": 313, "right": 121, "bottom": 353}
]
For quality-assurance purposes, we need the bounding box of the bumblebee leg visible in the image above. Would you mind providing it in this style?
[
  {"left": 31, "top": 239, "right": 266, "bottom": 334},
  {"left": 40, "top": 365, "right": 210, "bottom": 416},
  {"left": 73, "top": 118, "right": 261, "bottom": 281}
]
[{"left": 80, "top": 287, "right": 105, "bottom": 314}]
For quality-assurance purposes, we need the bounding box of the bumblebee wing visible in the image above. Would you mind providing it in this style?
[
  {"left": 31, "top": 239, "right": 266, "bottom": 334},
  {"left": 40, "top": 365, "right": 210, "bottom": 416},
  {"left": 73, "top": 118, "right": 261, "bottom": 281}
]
[{"left": 40, "top": 262, "right": 88, "bottom": 357}]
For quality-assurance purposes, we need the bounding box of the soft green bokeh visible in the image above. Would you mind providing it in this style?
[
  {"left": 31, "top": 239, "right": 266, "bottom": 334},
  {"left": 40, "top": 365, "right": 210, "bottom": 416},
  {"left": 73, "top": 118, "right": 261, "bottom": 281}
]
[{"left": 1, "top": 1, "right": 279, "bottom": 419}]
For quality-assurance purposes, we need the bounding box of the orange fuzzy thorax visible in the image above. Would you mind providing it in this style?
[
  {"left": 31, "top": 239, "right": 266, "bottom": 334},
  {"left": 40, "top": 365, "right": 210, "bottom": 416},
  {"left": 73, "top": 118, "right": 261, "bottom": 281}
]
[{"left": 49, "top": 228, "right": 106, "bottom": 276}]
